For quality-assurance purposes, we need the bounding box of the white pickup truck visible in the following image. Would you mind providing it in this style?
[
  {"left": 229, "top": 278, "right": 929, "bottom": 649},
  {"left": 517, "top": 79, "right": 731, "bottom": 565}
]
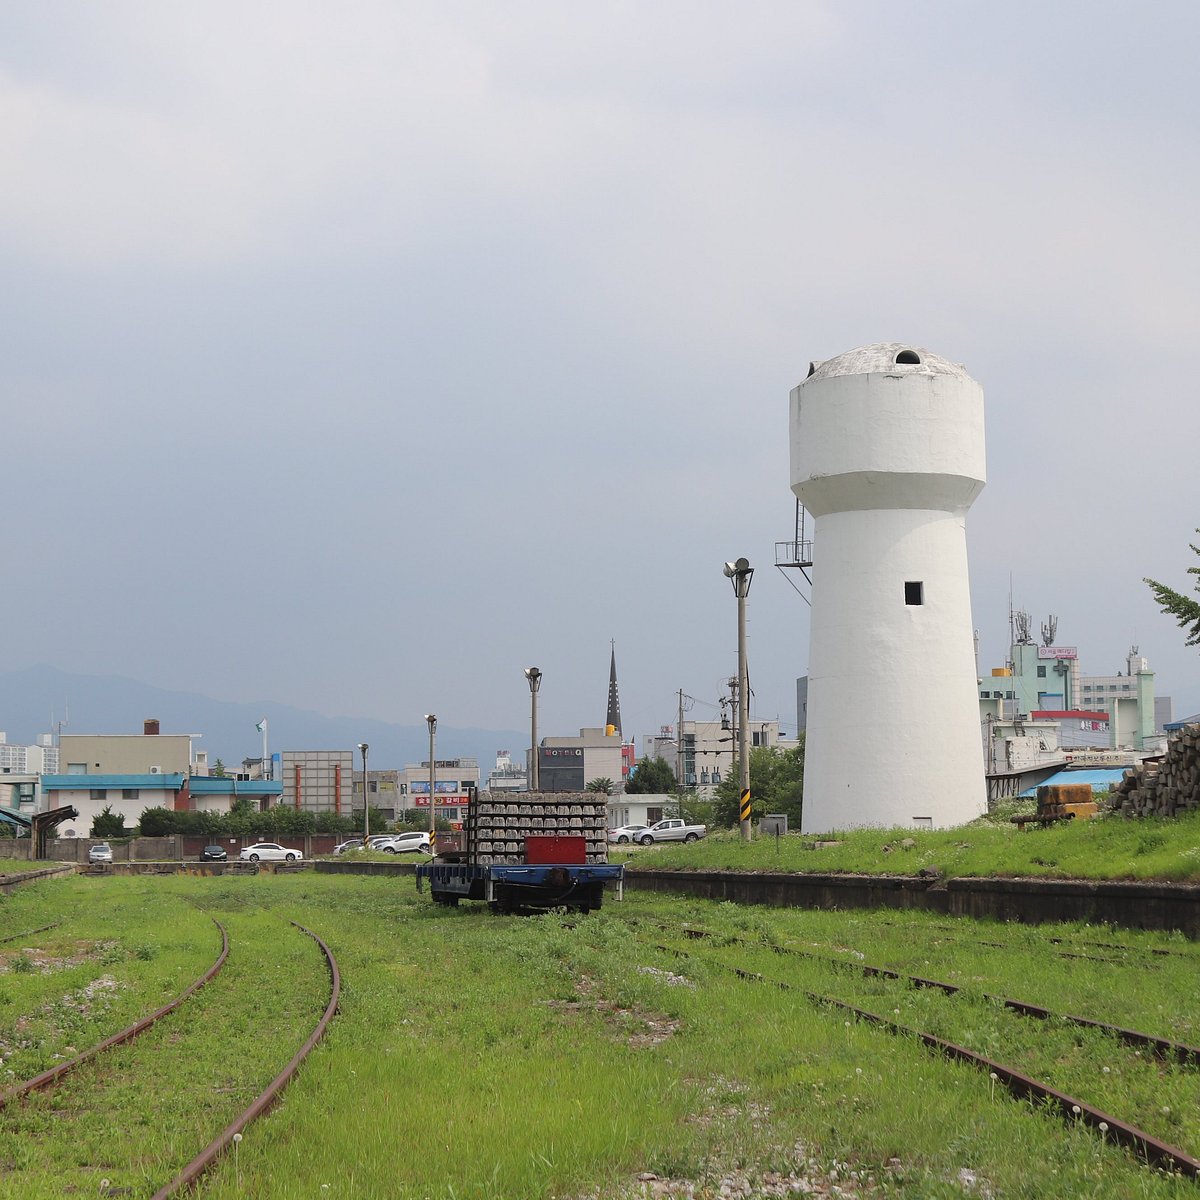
[{"left": 636, "top": 819, "right": 707, "bottom": 845}]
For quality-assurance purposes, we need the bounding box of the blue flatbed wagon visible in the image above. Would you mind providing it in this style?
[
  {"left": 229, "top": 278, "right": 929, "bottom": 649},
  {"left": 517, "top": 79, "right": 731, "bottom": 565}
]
[
  {"left": 416, "top": 860, "right": 624, "bottom": 913},
  {"left": 416, "top": 791, "right": 624, "bottom": 913}
]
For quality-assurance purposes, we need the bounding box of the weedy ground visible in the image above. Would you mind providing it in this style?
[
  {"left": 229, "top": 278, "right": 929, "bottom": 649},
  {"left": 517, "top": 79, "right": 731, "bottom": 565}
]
[
  {"left": 1, "top": 873, "right": 1198, "bottom": 1198},
  {"left": 614, "top": 804, "right": 1200, "bottom": 882}
]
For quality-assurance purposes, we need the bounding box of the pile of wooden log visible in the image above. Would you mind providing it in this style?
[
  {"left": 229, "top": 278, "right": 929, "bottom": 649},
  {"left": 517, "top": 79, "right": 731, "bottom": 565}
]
[{"left": 1109, "top": 723, "right": 1200, "bottom": 817}]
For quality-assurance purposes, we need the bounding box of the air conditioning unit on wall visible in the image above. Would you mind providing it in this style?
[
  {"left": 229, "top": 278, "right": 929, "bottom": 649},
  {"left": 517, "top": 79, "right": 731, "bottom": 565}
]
[{"left": 148, "top": 765, "right": 162, "bottom": 774}]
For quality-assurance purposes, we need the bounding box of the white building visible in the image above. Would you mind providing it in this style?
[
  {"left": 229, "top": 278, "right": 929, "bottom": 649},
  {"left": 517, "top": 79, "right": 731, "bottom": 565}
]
[
  {"left": 401, "top": 757, "right": 480, "bottom": 827},
  {"left": 486, "top": 750, "right": 526, "bottom": 794},
  {"left": 0, "top": 733, "right": 60, "bottom": 775},
  {"left": 792, "top": 343, "right": 987, "bottom": 831},
  {"left": 640, "top": 719, "right": 782, "bottom": 799}
]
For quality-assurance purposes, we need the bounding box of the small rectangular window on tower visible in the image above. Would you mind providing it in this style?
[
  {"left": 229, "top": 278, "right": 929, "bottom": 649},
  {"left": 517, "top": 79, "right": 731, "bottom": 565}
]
[{"left": 904, "top": 581, "right": 924, "bottom": 606}]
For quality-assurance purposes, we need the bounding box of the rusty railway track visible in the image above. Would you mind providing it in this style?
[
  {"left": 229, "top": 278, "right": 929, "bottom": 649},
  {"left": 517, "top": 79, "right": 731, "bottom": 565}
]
[
  {"left": 0, "top": 920, "right": 63, "bottom": 945},
  {"left": 653, "top": 933, "right": 1200, "bottom": 1181},
  {"left": 671, "top": 922, "right": 1200, "bottom": 1069},
  {"left": 0, "top": 917, "right": 230, "bottom": 1111},
  {"left": 1, "top": 918, "right": 340, "bottom": 1198},
  {"left": 150, "top": 920, "right": 341, "bottom": 1198}
]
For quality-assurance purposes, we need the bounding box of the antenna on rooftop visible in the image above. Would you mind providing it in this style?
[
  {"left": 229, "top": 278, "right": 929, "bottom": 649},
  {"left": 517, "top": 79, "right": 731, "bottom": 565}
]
[
  {"left": 1014, "top": 611, "right": 1033, "bottom": 645},
  {"left": 1041, "top": 615, "right": 1057, "bottom": 647}
]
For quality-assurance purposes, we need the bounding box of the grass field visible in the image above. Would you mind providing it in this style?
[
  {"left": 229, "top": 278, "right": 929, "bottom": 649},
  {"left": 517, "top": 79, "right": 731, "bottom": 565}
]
[
  {"left": 612, "top": 805, "right": 1200, "bottom": 883},
  {"left": 2, "top": 871, "right": 1199, "bottom": 1198}
]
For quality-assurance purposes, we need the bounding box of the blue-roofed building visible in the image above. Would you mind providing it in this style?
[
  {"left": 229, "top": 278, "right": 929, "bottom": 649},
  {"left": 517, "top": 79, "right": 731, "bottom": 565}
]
[
  {"left": 1018, "top": 768, "right": 1127, "bottom": 797},
  {"left": 190, "top": 775, "right": 282, "bottom": 813},
  {"left": 1164, "top": 714, "right": 1200, "bottom": 732},
  {"left": 40, "top": 773, "right": 188, "bottom": 836}
]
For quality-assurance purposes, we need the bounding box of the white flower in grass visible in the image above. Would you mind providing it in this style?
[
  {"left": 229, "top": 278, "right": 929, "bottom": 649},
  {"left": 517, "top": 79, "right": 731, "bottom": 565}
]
[
  {"left": 1101, "top": 1066, "right": 1110, "bottom": 1074},
  {"left": 1163, "top": 1106, "right": 1172, "bottom": 1115},
  {"left": 1099, "top": 1122, "right": 1109, "bottom": 1133},
  {"left": 1071, "top": 1105, "right": 1081, "bottom": 1115},
  {"left": 233, "top": 1133, "right": 243, "bottom": 1144}
]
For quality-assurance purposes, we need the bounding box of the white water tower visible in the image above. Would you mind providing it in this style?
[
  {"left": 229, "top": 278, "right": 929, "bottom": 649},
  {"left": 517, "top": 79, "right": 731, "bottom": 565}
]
[{"left": 790, "top": 343, "right": 987, "bottom": 831}]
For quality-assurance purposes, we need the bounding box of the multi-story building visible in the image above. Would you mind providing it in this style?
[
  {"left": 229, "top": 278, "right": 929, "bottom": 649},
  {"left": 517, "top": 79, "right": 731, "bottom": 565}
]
[
  {"left": 401, "top": 758, "right": 480, "bottom": 826},
  {"left": 538, "top": 729, "right": 624, "bottom": 793},
  {"left": 1078, "top": 647, "right": 1173, "bottom": 732},
  {"left": 351, "top": 769, "right": 403, "bottom": 820},
  {"left": 979, "top": 633, "right": 1163, "bottom": 753},
  {"left": 40, "top": 720, "right": 280, "bottom": 833},
  {"left": 280, "top": 750, "right": 354, "bottom": 816},
  {"left": 59, "top": 721, "right": 194, "bottom": 775},
  {"left": 640, "top": 719, "right": 782, "bottom": 798},
  {"left": 0, "top": 733, "right": 59, "bottom": 775},
  {"left": 486, "top": 750, "right": 527, "bottom": 795}
]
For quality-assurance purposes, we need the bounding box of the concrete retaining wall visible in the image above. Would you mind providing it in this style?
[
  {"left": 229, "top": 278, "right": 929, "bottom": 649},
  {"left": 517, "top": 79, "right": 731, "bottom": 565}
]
[{"left": 626, "top": 869, "right": 1200, "bottom": 938}]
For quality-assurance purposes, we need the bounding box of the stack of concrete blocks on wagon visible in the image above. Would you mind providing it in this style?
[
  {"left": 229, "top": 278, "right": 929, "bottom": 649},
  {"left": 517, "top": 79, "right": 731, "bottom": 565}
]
[
  {"left": 417, "top": 792, "right": 624, "bottom": 913},
  {"left": 472, "top": 792, "right": 610, "bottom": 864}
]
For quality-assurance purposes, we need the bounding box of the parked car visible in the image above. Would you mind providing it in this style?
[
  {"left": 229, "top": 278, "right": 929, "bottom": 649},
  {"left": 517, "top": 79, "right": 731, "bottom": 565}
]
[
  {"left": 377, "top": 831, "right": 432, "bottom": 855},
  {"left": 89, "top": 842, "right": 113, "bottom": 863},
  {"left": 607, "top": 825, "right": 649, "bottom": 845},
  {"left": 636, "top": 819, "right": 707, "bottom": 846},
  {"left": 333, "top": 838, "right": 365, "bottom": 855},
  {"left": 200, "top": 845, "right": 228, "bottom": 861},
  {"left": 239, "top": 842, "right": 302, "bottom": 863}
]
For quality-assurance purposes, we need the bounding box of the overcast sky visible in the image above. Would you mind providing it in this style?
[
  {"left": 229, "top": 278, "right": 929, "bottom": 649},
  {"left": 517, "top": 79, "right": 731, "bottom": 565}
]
[{"left": 4, "top": 1, "right": 1199, "bottom": 751}]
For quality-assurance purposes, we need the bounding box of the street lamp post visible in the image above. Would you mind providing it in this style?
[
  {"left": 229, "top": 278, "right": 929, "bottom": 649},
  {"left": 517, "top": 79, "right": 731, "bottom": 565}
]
[
  {"left": 425, "top": 715, "right": 437, "bottom": 844},
  {"left": 357, "top": 742, "right": 369, "bottom": 844},
  {"left": 723, "top": 558, "right": 754, "bottom": 841},
  {"left": 524, "top": 667, "right": 542, "bottom": 792}
]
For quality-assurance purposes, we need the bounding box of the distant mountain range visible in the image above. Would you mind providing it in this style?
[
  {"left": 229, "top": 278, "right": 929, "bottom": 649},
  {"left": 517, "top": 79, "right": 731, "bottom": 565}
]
[{"left": 0, "top": 665, "right": 524, "bottom": 774}]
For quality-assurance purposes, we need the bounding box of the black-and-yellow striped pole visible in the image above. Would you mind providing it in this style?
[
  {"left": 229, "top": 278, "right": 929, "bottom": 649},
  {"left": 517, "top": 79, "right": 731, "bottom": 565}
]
[{"left": 723, "top": 556, "right": 755, "bottom": 843}]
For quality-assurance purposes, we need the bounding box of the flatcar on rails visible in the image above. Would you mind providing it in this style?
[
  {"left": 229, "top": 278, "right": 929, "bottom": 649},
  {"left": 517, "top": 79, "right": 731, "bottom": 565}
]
[{"left": 415, "top": 790, "right": 624, "bottom": 914}]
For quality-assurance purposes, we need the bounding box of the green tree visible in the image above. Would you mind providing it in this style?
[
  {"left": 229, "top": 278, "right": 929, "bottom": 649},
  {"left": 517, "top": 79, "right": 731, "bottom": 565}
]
[
  {"left": 586, "top": 777, "right": 614, "bottom": 795},
  {"left": 91, "top": 805, "right": 128, "bottom": 838},
  {"left": 212, "top": 759, "right": 227, "bottom": 777},
  {"left": 712, "top": 737, "right": 805, "bottom": 830},
  {"left": 138, "top": 807, "right": 177, "bottom": 836},
  {"left": 1145, "top": 531, "right": 1200, "bottom": 648},
  {"left": 625, "top": 756, "right": 677, "bottom": 795}
]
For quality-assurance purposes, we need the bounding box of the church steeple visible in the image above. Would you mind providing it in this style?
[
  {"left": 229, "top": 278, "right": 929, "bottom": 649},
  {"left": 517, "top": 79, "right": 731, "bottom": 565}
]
[{"left": 606, "top": 641, "right": 623, "bottom": 738}]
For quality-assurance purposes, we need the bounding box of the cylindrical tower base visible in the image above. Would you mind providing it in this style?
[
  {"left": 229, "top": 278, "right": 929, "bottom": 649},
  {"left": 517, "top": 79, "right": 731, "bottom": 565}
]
[{"left": 800, "top": 507, "right": 986, "bottom": 831}]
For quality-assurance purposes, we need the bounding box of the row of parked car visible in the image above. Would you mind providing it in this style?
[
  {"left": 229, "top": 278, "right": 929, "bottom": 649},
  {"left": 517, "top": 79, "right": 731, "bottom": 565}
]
[
  {"left": 89, "top": 822, "right": 703, "bottom": 867},
  {"left": 332, "top": 832, "right": 432, "bottom": 855}
]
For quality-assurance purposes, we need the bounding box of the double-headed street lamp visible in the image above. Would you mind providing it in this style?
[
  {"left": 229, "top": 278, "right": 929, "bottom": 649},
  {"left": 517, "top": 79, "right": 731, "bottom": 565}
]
[
  {"left": 524, "top": 666, "right": 542, "bottom": 792},
  {"left": 424, "top": 714, "right": 437, "bottom": 843},
  {"left": 357, "top": 742, "right": 369, "bottom": 844},
  {"left": 723, "top": 557, "right": 754, "bottom": 842}
]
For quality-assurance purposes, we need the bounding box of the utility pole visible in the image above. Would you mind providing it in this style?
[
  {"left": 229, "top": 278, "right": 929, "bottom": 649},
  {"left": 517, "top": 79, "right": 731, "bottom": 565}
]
[
  {"left": 723, "top": 558, "right": 754, "bottom": 841},
  {"left": 677, "top": 688, "right": 684, "bottom": 790}
]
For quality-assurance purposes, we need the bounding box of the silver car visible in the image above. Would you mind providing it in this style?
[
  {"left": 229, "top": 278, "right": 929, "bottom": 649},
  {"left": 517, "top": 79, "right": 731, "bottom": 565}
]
[
  {"left": 89, "top": 842, "right": 113, "bottom": 863},
  {"left": 239, "top": 842, "right": 302, "bottom": 863},
  {"left": 377, "top": 832, "right": 432, "bottom": 854}
]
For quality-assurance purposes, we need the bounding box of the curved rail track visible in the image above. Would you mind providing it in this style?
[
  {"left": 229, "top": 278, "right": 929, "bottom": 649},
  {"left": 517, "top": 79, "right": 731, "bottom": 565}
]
[
  {"left": 0, "top": 917, "right": 230, "bottom": 1111},
  {"left": 647, "top": 927, "right": 1200, "bottom": 1181},
  {"left": 150, "top": 920, "right": 341, "bottom": 1199},
  {"left": 0, "top": 917, "right": 340, "bottom": 1197}
]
